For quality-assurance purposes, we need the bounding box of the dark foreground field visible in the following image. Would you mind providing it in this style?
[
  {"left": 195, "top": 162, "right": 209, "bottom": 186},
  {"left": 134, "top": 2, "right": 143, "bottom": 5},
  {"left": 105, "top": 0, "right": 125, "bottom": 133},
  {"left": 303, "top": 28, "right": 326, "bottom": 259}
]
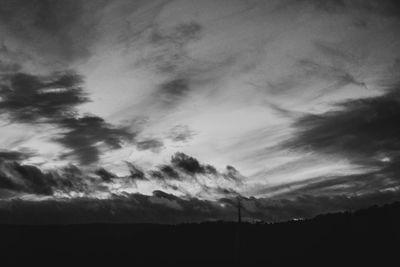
[{"left": 1, "top": 202, "right": 400, "bottom": 266}]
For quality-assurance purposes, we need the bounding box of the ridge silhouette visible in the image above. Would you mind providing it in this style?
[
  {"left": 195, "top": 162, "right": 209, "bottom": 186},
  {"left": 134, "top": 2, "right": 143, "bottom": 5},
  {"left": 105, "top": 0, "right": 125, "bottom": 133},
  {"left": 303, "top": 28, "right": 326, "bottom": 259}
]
[{"left": 1, "top": 201, "right": 399, "bottom": 265}]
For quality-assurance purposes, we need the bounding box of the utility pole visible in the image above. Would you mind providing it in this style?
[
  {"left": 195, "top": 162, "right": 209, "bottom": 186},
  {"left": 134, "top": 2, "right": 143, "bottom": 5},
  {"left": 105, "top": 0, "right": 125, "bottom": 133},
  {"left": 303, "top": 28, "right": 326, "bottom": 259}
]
[
  {"left": 237, "top": 196, "right": 242, "bottom": 224},
  {"left": 235, "top": 196, "right": 242, "bottom": 264}
]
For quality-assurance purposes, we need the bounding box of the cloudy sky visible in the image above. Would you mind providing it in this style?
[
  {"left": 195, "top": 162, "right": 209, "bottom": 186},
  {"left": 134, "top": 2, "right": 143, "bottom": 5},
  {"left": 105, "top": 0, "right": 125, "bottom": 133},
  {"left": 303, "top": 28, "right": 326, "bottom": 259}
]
[{"left": 1, "top": 0, "right": 400, "bottom": 223}]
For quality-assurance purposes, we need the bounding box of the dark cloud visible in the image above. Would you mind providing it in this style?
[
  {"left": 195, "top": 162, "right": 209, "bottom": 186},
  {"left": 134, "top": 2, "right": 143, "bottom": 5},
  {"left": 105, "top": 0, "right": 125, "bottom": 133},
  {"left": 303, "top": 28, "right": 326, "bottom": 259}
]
[
  {"left": 0, "top": 152, "right": 244, "bottom": 200},
  {"left": 171, "top": 152, "right": 210, "bottom": 175},
  {"left": 284, "top": 85, "right": 400, "bottom": 166},
  {"left": 152, "top": 189, "right": 180, "bottom": 201},
  {"left": 0, "top": 160, "right": 110, "bottom": 198},
  {"left": 10, "top": 162, "right": 54, "bottom": 195},
  {"left": 95, "top": 168, "right": 117, "bottom": 182},
  {"left": 223, "top": 165, "right": 245, "bottom": 184},
  {"left": 125, "top": 162, "right": 147, "bottom": 181},
  {"left": 157, "top": 78, "right": 191, "bottom": 106},
  {"left": 136, "top": 138, "right": 164, "bottom": 152},
  {"left": 0, "top": 150, "right": 34, "bottom": 161},
  {"left": 55, "top": 116, "right": 134, "bottom": 165},
  {"left": 0, "top": 70, "right": 135, "bottom": 165},
  {"left": 281, "top": 82, "right": 400, "bottom": 201},
  {"left": 0, "top": 0, "right": 105, "bottom": 64},
  {"left": 305, "top": 0, "right": 400, "bottom": 18},
  {"left": 159, "top": 165, "right": 181, "bottom": 180},
  {"left": 145, "top": 153, "right": 243, "bottom": 198},
  {"left": 0, "top": 71, "right": 88, "bottom": 122},
  {"left": 350, "top": 0, "right": 400, "bottom": 18},
  {"left": 165, "top": 152, "right": 234, "bottom": 178},
  {"left": 118, "top": 152, "right": 245, "bottom": 198},
  {"left": 167, "top": 125, "right": 195, "bottom": 142},
  {"left": 49, "top": 164, "right": 93, "bottom": 194},
  {"left": 0, "top": 160, "right": 54, "bottom": 195}
]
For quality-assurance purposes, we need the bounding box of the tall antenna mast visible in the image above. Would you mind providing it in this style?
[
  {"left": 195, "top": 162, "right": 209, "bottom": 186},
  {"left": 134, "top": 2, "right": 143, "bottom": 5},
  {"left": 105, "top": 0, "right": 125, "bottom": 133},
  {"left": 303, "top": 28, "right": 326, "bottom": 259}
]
[
  {"left": 235, "top": 196, "right": 242, "bottom": 263},
  {"left": 237, "top": 196, "right": 242, "bottom": 224}
]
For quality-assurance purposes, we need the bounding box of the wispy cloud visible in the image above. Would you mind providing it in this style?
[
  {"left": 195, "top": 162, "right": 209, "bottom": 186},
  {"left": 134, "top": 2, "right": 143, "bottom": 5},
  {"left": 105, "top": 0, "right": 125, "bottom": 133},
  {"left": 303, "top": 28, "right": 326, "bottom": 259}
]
[{"left": 1, "top": 0, "right": 400, "bottom": 222}]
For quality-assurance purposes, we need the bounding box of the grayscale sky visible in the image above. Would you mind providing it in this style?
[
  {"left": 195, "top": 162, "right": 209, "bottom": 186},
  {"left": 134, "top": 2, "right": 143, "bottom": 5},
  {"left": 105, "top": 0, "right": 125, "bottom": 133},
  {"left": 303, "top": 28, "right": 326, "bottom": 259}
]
[{"left": 1, "top": 0, "right": 400, "bottom": 223}]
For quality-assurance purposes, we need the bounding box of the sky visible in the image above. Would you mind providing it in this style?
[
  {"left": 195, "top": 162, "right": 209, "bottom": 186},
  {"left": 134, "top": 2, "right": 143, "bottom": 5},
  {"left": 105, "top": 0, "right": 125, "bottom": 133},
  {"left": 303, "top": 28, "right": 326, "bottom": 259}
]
[{"left": 0, "top": 0, "right": 400, "bottom": 223}]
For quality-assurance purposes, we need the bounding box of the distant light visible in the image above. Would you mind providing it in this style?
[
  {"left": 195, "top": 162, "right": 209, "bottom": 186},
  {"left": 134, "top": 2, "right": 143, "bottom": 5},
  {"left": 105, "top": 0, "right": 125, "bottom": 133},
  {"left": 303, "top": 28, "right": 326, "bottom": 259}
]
[{"left": 380, "top": 157, "right": 391, "bottom": 162}]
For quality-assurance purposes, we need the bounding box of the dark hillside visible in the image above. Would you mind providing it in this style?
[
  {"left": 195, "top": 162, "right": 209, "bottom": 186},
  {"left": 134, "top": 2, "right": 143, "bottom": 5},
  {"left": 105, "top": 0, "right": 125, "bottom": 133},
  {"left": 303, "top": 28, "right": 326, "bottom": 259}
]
[{"left": 1, "top": 202, "right": 400, "bottom": 265}]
